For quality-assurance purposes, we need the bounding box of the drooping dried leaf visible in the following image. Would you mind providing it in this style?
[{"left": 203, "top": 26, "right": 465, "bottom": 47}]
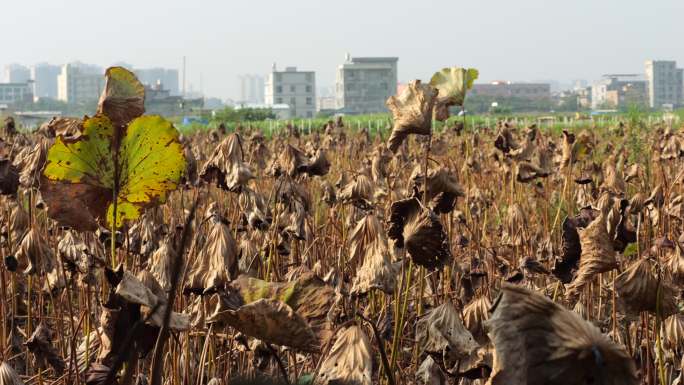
[
  {"left": 200, "top": 133, "right": 254, "bottom": 191},
  {"left": 388, "top": 197, "right": 451, "bottom": 269},
  {"left": 410, "top": 167, "right": 464, "bottom": 213},
  {"left": 386, "top": 80, "right": 437, "bottom": 153},
  {"left": 350, "top": 239, "right": 399, "bottom": 295},
  {"left": 316, "top": 325, "right": 372, "bottom": 385},
  {"left": 24, "top": 323, "right": 65, "bottom": 374},
  {"left": 97, "top": 67, "right": 145, "bottom": 128},
  {"left": 0, "top": 159, "right": 18, "bottom": 195},
  {"left": 209, "top": 297, "right": 318, "bottom": 352},
  {"left": 664, "top": 314, "right": 684, "bottom": 351},
  {"left": 148, "top": 241, "right": 174, "bottom": 291},
  {"left": 614, "top": 257, "right": 678, "bottom": 316},
  {"left": 416, "top": 356, "right": 446, "bottom": 385},
  {"left": 186, "top": 217, "right": 238, "bottom": 293},
  {"left": 486, "top": 283, "right": 637, "bottom": 385},
  {"left": 463, "top": 295, "right": 491, "bottom": 345},
  {"left": 566, "top": 212, "right": 618, "bottom": 299},
  {"left": 416, "top": 301, "right": 477, "bottom": 365},
  {"left": 0, "top": 362, "right": 25, "bottom": 385}
]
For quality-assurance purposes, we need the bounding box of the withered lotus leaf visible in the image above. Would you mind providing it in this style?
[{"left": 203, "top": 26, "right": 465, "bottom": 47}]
[
  {"left": 416, "top": 356, "right": 447, "bottom": 385},
  {"left": 148, "top": 241, "right": 174, "bottom": 292},
  {"left": 0, "top": 159, "right": 18, "bottom": 195},
  {"left": 664, "top": 314, "right": 684, "bottom": 351},
  {"left": 13, "top": 139, "right": 48, "bottom": 188},
  {"left": 552, "top": 208, "right": 598, "bottom": 283},
  {"left": 410, "top": 167, "right": 464, "bottom": 214},
  {"left": 486, "top": 284, "right": 637, "bottom": 385},
  {"left": 416, "top": 301, "right": 478, "bottom": 364},
  {"left": 566, "top": 212, "right": 618, "bottom": 299},
  {"left": 185, "top": 216, "right": 238, "bottom": 293},
  {"left": 614, "top": 257, "right": 678, "bottom": 316},
  {"left": 97, "top": 67, "right": 145, "bottom": 128},
  {"left": 316, "top": 325, "right": 372, "bottom": 385},
  {"left": 24, "top": 323, "right": 65, "bottom": 374},
  {"left": 209, "top": 297, "right": 318, "bottom": 352},
  {"left": 388, "top": 197, "right": 451, "bottom": 269},
  {"left": 337, "top": 173, "right": 376, "bottom": 209},
  {"left": 386, "top": 80, "right": 437, "bottom": 153},
  {"left": 463, "top": 295, "right": 491, "bottom": 345},
  {"left": 350, "top": 239, "right": 399, "bottom": 295},
  {"left": 115, "top": 271, "right": 190, "bottom": 330},
  {"left": 200, "top": 133, "right": 254, "bottom": 191},
  {"left": 347, "top": 213, "right": 385, "bottom": 266},
  {"left": 0, "top": 362, "right": 25, "bottom": 385}
]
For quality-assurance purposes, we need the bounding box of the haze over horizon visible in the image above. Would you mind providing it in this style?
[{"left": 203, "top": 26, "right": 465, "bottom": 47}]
[{"left": 2, "top": 0, "right": 683, "bottom": 100}]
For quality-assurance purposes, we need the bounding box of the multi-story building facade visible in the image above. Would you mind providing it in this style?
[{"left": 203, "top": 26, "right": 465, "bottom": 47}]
[
  {"left": 470, "top": 81, "right": 551, "bottom": 100},
  {"left": 134, "top": 68, "right": 180, "bottom": 95},
  {"left": 238, "top": 74, "right": 265, "bottom": 104},
  {"left": 57, "top": 63, "right": 104, "bottom": 104},
  {"left": 0, "top": 83, "right": 33, "bottom": 105},
  {"left": 265, "top": 65, "right": 315, "bottom": 118},
  {"left": 3, "top": 64, "right": 30, "bottom": 83},
  {"left": 591, "top": 74, "right": 648, "bottom": 109},
  {"left": 30, "top": 63, "right": 61, "bottom": 100},
  {"left": 645, "top": 60, "right": 683, "bottom": 109},
  {"left": 335, "top": 54, "right": 398, "bottom": 114}
]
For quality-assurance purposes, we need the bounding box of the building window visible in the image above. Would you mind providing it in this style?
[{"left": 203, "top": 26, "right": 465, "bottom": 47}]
[
  {"left": 290, "top": 85, "right": 295, "bottom": 92},
  {"left": 276, "top": 86, "right": 282, "bottom": 94},
  {"left": 276, "top": 97, "right": 283, "bottom": 104},
  {"left": 275, "top": 73, "right": 282, "bottom": 81},
  {"left": 306, "top": 73, "right": 312, "bottom": 82},
  {"left": 306, "top": 97, "right": 312, "bottom": 105},
  {"left": 305, "top": 85, "right": 312, "bottom": 93},
  {"left": 307, "top": 111, "right": 313, "bottom": 118},
  {"left": 290, "top": 97, "right": 296, "bottom": 105}
]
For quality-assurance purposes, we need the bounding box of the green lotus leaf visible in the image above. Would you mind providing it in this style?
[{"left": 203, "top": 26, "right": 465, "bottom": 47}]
[
  {"left": 429, "top": 67, "right": 479, "bottom": 107},
  {"left": 41, "top": 68, "right": 185, "bottom": 230}
]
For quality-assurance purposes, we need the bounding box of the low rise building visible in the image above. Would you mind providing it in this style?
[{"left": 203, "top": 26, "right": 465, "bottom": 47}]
[
  {"left": 0, "top": 83, "right": 33, "bottom": 105},
  {"left": 470, "top": 81, "right": 551, "bottom": 100},
  {"left": 335, "top": 54, "right": 398, "bottom": 114},
  {"left": 265, "top": 64, "right": 315, "bottom": 118},
  {"left": 591, "top": 74, "right": 647, "bottom": 109}
]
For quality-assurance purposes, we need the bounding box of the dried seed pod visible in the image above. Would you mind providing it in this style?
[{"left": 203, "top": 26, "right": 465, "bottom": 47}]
[{"left": 486, "top": 284, "right": 637, "bottom": 385}]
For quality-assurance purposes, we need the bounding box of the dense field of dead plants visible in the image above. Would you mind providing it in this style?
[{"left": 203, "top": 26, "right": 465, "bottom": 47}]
[{"left": 0, "top": 67, "right": 682, "bottom": 385}]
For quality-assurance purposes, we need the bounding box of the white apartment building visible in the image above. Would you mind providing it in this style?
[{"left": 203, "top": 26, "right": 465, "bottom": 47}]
[
  {"left": 31, "top": 63, "right": 61, "bottom": 100},
  {"left": 335, "top": 54, "right": 398, "bottom": 114},
  {"left": 645, "top": 60, "right": 683, "bottom": 109},
  {"left": 0, "top": 83, "right": 33, "bottom": 105},
  {"left": 265, "top": 65, "right": 316, "bottom": 118},
  {"left": 57, "top": 63, "right": 104, "bottom": 103}
]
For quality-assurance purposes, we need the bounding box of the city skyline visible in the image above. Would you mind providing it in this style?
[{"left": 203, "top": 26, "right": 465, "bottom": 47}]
[{"left": 1, "top": 0, "right": 683, "bottom": 100}]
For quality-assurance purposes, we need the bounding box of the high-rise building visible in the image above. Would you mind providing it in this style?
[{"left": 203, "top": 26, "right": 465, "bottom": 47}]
[
  {"left": 265, "top": 64, "right": 316, "bottom": 118},
  {"left": 3, "top": 64, "right": 30, "bottom": 83},
  {"left": 335, "top": 54, "right": 398, "bottom": 114},
  {"left": 57, "top": 63, "right": 104, "bottom": 104},
  {"left": 645, "top": 60, "right": 683, "bottom": 109},
  {"left": 238, "top": 74, "right": 265, "bottom": 104},
  {"left": 30, "top": 63, "right": 61, "bottom": 100},
  {"left": 134, "top": 68, "right": 180, "bottom": 95}
]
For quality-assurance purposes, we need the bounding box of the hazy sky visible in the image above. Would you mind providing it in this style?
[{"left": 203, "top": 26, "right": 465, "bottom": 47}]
[{"left": 2, "top": 0, "right": 683, "bottom": 99}]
